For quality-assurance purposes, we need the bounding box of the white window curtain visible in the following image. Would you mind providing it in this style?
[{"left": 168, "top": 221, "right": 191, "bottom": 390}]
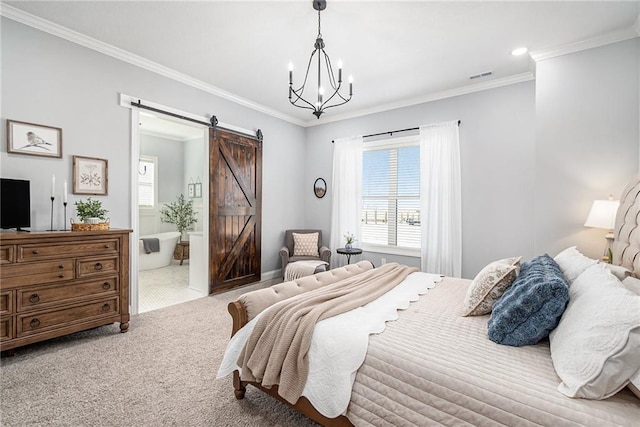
[
  {"left": 330, "top": 136, "right": 364, "bottom": 267},
  {"left": 419, "top": 121, "right": 461, "bottom": 277}
]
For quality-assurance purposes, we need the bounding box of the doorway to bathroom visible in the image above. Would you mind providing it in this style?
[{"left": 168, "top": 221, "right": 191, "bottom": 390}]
[{"left": 136, "top": 112, "right": 208, "bottom": 313}]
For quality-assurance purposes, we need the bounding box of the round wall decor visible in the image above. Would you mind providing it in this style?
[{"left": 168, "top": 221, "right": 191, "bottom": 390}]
[{"left": 314, "top": 178, "right": 327, "bottom": 198}]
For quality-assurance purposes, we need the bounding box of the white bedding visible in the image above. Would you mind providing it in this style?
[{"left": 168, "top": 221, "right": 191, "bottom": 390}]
[{"left": 217, "top": 271, "right": 442, "bottom": 417}]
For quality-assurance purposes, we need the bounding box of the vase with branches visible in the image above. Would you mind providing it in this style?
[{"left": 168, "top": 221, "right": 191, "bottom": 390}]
[{"left": 160, "top": 194, "right": 197, "bottom": 241}]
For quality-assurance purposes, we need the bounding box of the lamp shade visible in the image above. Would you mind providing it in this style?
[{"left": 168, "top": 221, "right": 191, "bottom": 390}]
[{"left": 584, "top": 199, "right": 620, "bottom": 230}]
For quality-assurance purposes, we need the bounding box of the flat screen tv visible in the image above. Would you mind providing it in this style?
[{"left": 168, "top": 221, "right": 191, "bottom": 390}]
[{"left": 1, "top": 178, "right": 31, "bottom": 231}]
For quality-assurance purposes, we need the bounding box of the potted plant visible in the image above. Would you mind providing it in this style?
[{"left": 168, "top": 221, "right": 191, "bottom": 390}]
[
  {"left": 75, "top": 197, "right": 108, "bottom": 224},
  {"left": 344, "top": 232, "right": 357, "bottom": 249},
  {"left": 160, "top": 194, "right": 197, "bottom": 241}
]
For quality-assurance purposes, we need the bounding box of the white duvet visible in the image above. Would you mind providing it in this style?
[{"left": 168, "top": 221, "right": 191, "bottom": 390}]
[{"left": 217, "top": 271, "right": 442, "bottom": 418}]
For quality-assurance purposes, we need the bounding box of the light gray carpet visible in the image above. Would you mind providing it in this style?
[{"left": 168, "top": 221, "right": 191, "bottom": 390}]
[{"left": 0, "top": 281, "right": 318, "bottom": 427}]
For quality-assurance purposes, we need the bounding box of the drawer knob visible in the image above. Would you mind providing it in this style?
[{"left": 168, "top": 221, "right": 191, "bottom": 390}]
[
  {"left": 29, "top": 293, "right": 40, "bottom": 303},
  {"left": 30, "top": 318, "right": 41, "bottom": 328},
  {"left": 102, "top": 303, "right": 110, "bottom": 312},
  {"left": 94, "top": 263, "right": 103, "bottom": 271},
  {"left": 58, "top": 274, "right": 65, "bottom": 279},
  {"left": 32, "top": 250, "right": 39, "bottom": 255},
  {"left": 104, "top": 244, "right": 110, "bottom": 248},
  {"left": 102, "top": 282, "right": 110, "bottom": 290},
  {"left": 58, "top": 264, "right": 64, "bottom": 269}
]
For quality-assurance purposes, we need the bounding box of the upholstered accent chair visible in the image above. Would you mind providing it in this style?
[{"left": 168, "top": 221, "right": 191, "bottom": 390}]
[{"left": 279, "top": 229, "right": 332, "bottom": 277}]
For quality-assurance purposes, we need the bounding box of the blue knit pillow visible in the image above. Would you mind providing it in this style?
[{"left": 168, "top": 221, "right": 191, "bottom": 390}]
[{"left": 488, "top": 254, "right": 569, "bottom": 346}]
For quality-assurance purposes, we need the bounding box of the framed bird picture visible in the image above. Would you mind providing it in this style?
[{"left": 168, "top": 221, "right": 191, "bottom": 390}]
[
  {"left": 6, "top": 119, "right": 62, "bottom": 158},
  {"left": 73, "top": 155, "right": 108, "bottom": 195}
]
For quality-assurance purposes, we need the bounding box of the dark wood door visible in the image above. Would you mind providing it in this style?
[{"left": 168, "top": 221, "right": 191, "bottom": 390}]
[{"left": 209, "top": 129, "right": 262, "bottom": 293}]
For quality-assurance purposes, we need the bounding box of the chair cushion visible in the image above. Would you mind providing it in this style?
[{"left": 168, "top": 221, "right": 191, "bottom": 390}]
[
  {"left": 488, "top": 254, "right": 569, "bottom": 346},
  {"left": 292, "top": 232, "right": 319, "bottom": 257}
]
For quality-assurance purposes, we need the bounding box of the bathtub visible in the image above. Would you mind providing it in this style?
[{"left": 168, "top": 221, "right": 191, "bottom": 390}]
[{"left": 138, "top": 231, "right": 181, "bottom": 271}]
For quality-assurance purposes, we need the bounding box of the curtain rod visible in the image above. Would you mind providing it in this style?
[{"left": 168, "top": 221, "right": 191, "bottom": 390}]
[{"left": 331, "top": 120, "right": 461, "bottom": 143}]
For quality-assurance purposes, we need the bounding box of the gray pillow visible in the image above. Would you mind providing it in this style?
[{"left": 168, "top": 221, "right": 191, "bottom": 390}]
[{"left": 488, "top": 254, "right": 569, "bottom": 346}]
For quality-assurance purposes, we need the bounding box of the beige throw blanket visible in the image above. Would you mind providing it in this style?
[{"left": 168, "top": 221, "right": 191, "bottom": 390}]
[{"left": 237, "top": 262, "right": 418, "bottom": 404}]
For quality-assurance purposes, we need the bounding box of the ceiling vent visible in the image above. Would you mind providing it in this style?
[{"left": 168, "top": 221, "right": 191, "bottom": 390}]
[{"left": 469, "top": 71, "right": 493, "bottom": 80}]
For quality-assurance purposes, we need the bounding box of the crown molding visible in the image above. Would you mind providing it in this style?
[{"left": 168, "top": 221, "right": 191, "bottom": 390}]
[
  {"left": 308, "top": 72, "right": 535, "bottom": 127},
  {"left": 0, "top": 3, "right": 307, "bottom": 127},
  {"left": 530, "top": 25, "right": 639, "bottom": 62}
]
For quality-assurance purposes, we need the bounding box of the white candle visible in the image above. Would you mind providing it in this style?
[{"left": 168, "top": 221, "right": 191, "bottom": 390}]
[
  {"left": 51, "top": 174, "right": 55, "bottom": 198},
  {"left": 63, "top": 180, "right": 68, "bottom": 203}
]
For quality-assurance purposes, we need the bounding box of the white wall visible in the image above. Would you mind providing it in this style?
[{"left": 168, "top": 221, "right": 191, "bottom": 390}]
[
  {"left": 0, "top": 18, "right": 307, "bottom": 274},
  {"left": 305, "top": 39, "right": 639, "bottom": 279},
  {"left": 535, "top": 38, "right": 639, "bottom": 260},
  {"left": 305, "top": 82, "right": 537, "bottom": 279}
]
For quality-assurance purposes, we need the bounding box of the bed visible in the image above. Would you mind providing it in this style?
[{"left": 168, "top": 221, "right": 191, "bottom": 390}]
[{"left": 218, "top": 177, "right": 640, "bottom": 426}]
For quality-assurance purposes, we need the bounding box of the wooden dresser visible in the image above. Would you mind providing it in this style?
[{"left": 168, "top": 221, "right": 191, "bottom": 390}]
[{"left": 0, "top": 229, "right": 131, "bottom": 352}]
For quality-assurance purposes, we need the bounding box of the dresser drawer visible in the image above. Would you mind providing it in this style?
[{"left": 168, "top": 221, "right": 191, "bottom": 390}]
[
  {"left": 0, "top": 290, "right": 13, "bottom": 315},
  {"left": 77, "top": 256, "right": 118, "bottom": 278},
  {"left": 0, "top": 317, "right": 13, "bottom": 341},
  {"left": 17, "top": 239, "right": 119, "bottom": 262},
  {"left": 17, "top": 277, "right": 119, "bottom": 312},
  {"left": 1, "top": 245, "right": 15, "bottom": 264},
  {"left": 1, "top": 260, "right": 74, "bottom": 287},
  {"left": 17, "top": 297, "right": 119, "bottom": 337}
]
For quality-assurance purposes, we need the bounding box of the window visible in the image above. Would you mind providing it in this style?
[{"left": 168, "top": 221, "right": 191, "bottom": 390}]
[
  {"left": 362, "top": 137, "right": 420, "bottom": 253},
  {"left": 138, "top": 156, "right": 157, "bottom": 208}
]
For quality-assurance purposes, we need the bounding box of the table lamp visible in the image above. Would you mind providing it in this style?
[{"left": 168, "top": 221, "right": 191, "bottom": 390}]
[{"left": 584, "top": 196, "right": 620, "bottom": 263}]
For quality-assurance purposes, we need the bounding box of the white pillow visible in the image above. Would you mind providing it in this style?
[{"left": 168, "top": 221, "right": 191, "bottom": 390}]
[
  {"left": 622, "top": 276, "right": 640, "bottom": 296},
  {"left": 601, "top": 262, "right": 633, "bottom": 281},
  {"left": 549, "top": 263, "right": 640, "bottom": 399},
  {"left": 629, "top": 369, "right": 640, "bottom": 400},
  {"left": 553, "top": 246, "right": 597, "bottom": 284}
]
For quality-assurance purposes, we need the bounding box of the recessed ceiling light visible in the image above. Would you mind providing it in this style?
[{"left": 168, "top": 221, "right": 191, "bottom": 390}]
[{"left": 511, "top": 47, "right": 528, "bottom": 56}]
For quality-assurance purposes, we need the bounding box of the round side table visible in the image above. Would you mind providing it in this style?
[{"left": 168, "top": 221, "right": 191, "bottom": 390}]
[{"left": 336, "top": 247, "right": 363, "bottom": 264}]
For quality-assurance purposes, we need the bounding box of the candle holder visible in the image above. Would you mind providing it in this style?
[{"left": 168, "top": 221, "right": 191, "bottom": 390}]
[
  {"left": 47, "top": 196, "right": 56, "bottom": 231},
  {"left": 63, "top": 202, "right": 68, "bottom": 231}
]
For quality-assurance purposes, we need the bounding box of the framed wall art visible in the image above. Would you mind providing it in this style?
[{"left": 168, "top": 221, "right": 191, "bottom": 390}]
[
  {"left": 194, "top": 182, "right": 202, "bottom": 198},
  {"left": 188, "top": 183, "right": 195, "bottom": 198},
  {"left": 73, "top": 155, "right": 108, "bottom": 195},
  {"left": 6, "top": 119, "right": 62, "bottom": 158}
]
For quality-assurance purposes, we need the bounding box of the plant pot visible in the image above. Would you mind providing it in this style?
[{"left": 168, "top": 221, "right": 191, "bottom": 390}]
[
  {"left": 345, "top": 243, "right": 353, "bottom": 249},
  {"left": 84, "top": 217, "right": 102, "bottom": 224}
]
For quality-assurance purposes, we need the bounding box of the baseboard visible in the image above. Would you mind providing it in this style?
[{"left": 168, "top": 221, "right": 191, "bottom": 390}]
[{"left": 260, "top": 269, "right": 282, "bottom": 281}]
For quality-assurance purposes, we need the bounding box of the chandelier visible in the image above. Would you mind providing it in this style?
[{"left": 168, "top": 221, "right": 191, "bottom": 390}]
[{"left": 288, "top": 0, "right": 352, "bottom": 119}]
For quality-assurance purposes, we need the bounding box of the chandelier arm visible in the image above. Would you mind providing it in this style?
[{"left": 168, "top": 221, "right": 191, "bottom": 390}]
[
  {"left": 322, "top": 51, "right": 339, "bottom": 90},
  {"left": 290, "top": 86, "right": 320, "bottom": 110}
]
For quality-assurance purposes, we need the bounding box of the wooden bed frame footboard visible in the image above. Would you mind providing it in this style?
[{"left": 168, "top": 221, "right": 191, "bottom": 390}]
[{"left": 227, "top": 300, "right": 354, "bottom": 427}]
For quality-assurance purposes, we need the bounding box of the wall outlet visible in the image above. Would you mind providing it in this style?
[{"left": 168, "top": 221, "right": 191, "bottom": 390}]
[{"left": 381, "top": 258, "right": 386, "bottom": 265}]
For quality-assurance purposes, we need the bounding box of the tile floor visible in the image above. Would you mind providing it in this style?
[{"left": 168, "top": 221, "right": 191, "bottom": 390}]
[{"left": 138, "top": 259, "right": 205, "bottom": 313}]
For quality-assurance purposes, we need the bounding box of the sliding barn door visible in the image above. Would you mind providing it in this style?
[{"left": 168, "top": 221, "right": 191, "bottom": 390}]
[{"left": 209, "top": 128, "right": 262, "bottom": 293}]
